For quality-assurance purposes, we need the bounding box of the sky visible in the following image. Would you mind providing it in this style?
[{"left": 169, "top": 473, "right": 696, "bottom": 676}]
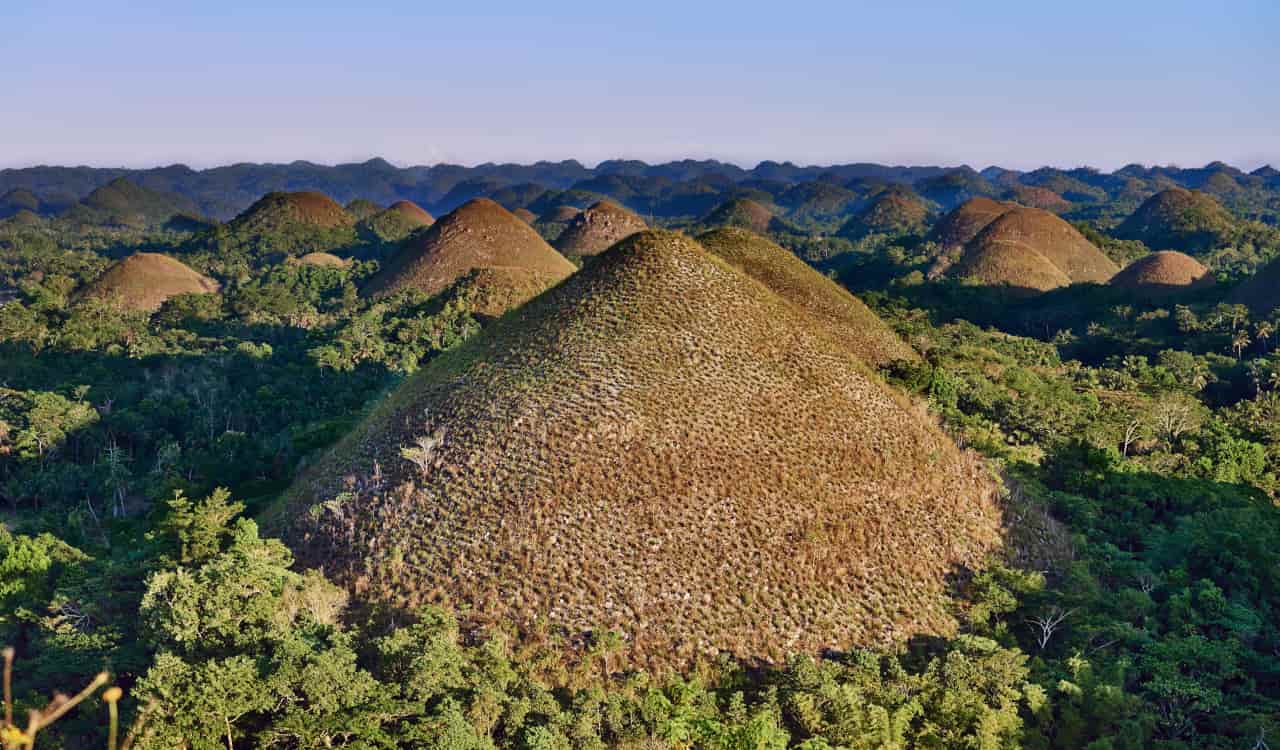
[{"left": 2, "top": 1, "right": 1277, "bottom": 171}]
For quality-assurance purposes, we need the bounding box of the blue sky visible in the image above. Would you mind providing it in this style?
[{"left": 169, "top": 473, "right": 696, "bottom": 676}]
[{"left": 2, "top": 1, "right": 1276, "bottom": 170}]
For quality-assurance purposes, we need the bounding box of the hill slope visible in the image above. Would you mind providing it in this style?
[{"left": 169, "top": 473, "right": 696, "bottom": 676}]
[
  {"left": 1114, "top": 188, "right": 1236, "bottom": 253},
  {"left": 231, "top": 191, "right": 355, "bottom": 233},
  {"left": 837, "top": 189, "right": 931, "bottom": 239},
  {"left": 928, "top": 197, "right": 1013, "bottom": 250},
  {"left": 553, "top": 200, "right": 647, "bottom": 256},
  {"left": 78, "top": 253, "right": 219, "bottom": 311},
  {"left": 700, "top": 197, "right": 782, "bottom": 233},
  {"left": 1110, "top": 251, "right": 1213, "bottom": 297},
  {"left": 361, "top": 198, "right": 575, "bottom": 305},
  {"left": 281, "top": 230, "right": 1002, "bottom": 668},
  {"left": 61, "top": 178, "right": 201, "bottom": 228},
  {"left": 697, "top": 228, "right": 918, "bottom": 366},
  {"left": 952, "top": 207, "right": 1117, "bottom": 290}
]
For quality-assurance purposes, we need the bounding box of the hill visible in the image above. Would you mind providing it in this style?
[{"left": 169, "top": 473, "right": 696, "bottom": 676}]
[
  {"left": 1109, "top": 251, "right": 1213, "bottom": 297},
  {"left": 837, "top": 189, "right": 930, "bottom": 239},
  {"left": 344, "top": 198, "right": 383, "bottom": 220},
  {"left": 361, "top": 198, "right": 575, "bottom": 306},
  {"left": 1114, "top": 188, "right": 1237, "bottom": 254},
  {"left": 956, "top": 206, "right": 1117, "bottom": 288},
  {"left": 927, "top": 197, "right": 1013, "bottom": 250},
  {"left": 511, "top": 207, "right": 537, "bottom": 224},
  {"left": 77, "top": 253, "right": 219, "bottom": 311},
  {"left": 281, "top": 230, "right": 1001, "bottom": 668},
  {"left": 700, "top": 197, "right": 784, "bottom": 233},
  {"left": 359, "top": 200, "right": 435, "bottom": 241},
  {"left": 292, "top": 252, "right": 350, "bottom": 268},
  {"left": 553, "top": 200, "right": 648, "bottom": 256},
  {"left": 60, "top": 178, "right": 202, "bottom": 228},
  {"left": 1001, "top": 186, "right": 1071, "bottom": 213},
  {"left": 231, "top": 190, "right": 355, "bottom": 232},
  {"left": 0, "top": 188, "right": 44, "bottom": 218},
  {"left": 539, "top": 205, "right": 582, "bottom": 224},
  {"left": 696, "top": 228, "right": 919, "bottom": 366}
]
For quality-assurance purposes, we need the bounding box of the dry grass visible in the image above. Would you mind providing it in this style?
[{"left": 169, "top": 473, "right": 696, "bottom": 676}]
[
  {"left": 1002, "top": 186, "right": 1071, "bottom": 213},
  {"left": 928, "top": 197, "right": 1014, "bottom": 250},
  {"left": 232, "top": 191, "right": 355, "bottom": 230},
  {"left": 701, "top": 198, "right": 777, "bottom": 234},
  {"left": 451, "top": 266, "right": 570, "bottom": 320},
  {"left": 78, "top": 253, "right": 220, "bottom": 311},
  {"left": 1110, "top": 251, "right": 1213, "bottom": 298},
  {"left": 838, "top": 190, "right": 930, "bottom": 239},
  {"left": 696, "top": 227, "right": 919, "bottom": 367},
  {"left": 361, "top": 198, "right": 575, "bottom": 301},
  {"left": 291, "top": 252, "right": 351, "bottom": 268},
  {"left": 953, "top": 206, "right": 1117, "bottom": 289},
  {"left": 280, "top": 230, "right": 1003, "bottom": 671},
  {"left": 554, "top": 201, "right": 648, "bottom": 256}
]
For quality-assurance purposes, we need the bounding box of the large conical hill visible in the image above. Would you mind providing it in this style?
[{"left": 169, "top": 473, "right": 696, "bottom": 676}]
[
  {"left": 360, "top": 198, "right": 574, "bottom": 308},
  {"left": 281, "top": 230, "right": 1002, "bottom": 669}
]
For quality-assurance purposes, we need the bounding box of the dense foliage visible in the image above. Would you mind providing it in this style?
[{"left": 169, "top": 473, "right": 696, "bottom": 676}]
[{"left": 1, "top": 173, "right": 1279, "bottom": 748}]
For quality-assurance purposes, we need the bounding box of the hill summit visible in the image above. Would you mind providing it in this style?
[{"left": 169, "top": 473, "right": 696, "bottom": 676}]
[
  {"left": 950, "top": 206, "right": 1117, "bottom": 292},
  {"left": 231, "top": 191, "right": 355, "bottom": 232},
  {"left": 282, "top": 230, "right": 1002, "bottom": 668},
  {"left": 360, "top": 198, "right": 575, "bottom": 311},
  {"left": 553, "top": 200, "right": 648, "bottom": 256},
  {"left": 78, "top": 253, "right": 219, "bottom": 311},
  {"left": 62, "top": 178, "right": 201, "bottom": 228},
  {"left": 1114, "top": 187, "right": 1236, "bottom": 254},
  {"left": 837, "top": 189, "right": 930, "bottom": 239},
  {"left": 700, "top": 197, "right": 782, "bottom": 233}
]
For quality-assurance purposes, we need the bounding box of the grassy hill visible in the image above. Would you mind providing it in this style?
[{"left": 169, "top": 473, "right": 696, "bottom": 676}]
[
  {"left": 1109, "top": 251, "right": 1213, "bottom": 298},
  {"left": 280, "top": 230, "right": 1001, "bottom": 668},
  {"left": 1114, "top": 187, "right": 1237, "bottom": 254},
  {"left": 77, "top": 252, "right": 219, "bottom": 311},
  {"left": 553, "top": 200, "right": 648, "bottom": 256}
]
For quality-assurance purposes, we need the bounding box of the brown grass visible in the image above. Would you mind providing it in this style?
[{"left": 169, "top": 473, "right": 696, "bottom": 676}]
[
  {"left": 696, "top": 227, "right": 919, "bottom": 366},
  {"left": 701, "top": 198, "right": 776, "bottom": 233},
  {"left": 928, "top": 197, "right": 1015, "bottom": 250},
  {"left": 954, "top": 206, "right": 1117, "bottom": 288},
  {"left": 553, "top": 200, "right": 648, "bottom": 256},
  {"left": 78, "top": 253, "right": 219, "bottom": 311},
  {"left": 386, "top": 200, "right": 435, "bottom": 226},
  {"left": 361, "top": 198, "right": 575, "bottom": 301},
  {"left": 1002, "top": 186, "right": 1070, "bottom": 213},
  {"left": 233, "top": 191, "right": 355, "bottom": 230},
  {"left": 292, "top": 252, "right": 351, "bottom": 268},
  {"left": 1110, "top": 251, "right": 1212, "bottom": 298},
  {"left": 279, "top": 230, "right": 1003, "bottom": 671}
]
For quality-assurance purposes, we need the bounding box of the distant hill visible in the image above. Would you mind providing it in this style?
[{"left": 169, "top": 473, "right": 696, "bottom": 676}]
[
  {"left": 837, "top": 189, "right": 931, "bottom": 239},
  {"left": 1110, "top": 251, "right": 1213, "bottom": 298},
  {"left": 700, "top": 197, "right": 786, "bottom": 233},
  {"left": 344, "top": 198, "right": 382, "bottom": 220},
  {"left": 0, "top": 188, "right": 44, "bottom": 218},
  {"left": 77, "top": 253, "right": 219, "bottom": 311},
  {"left": 1114, "top": 188, "right": 1237, "bottom": 254},
  {"left": 232, "top": 190, "right": 354, "bottom": 232},
  {"left": 359, "top": 200, "right": 434, "bottom": 241},
  {"left": 279, "top": 229, "right": 1001, "bottom": 668},
  {"left": 553, "top": 200, "right": 648, "bottom": 256},
  {"left": 361, "top": 198, "right": 574, "bottom": 308},
  {"left": 60, "top": 178, "right": 203, "bottom": 228},
  {"left": 951, "top": 207, "right": 1117, "bottom": 292},
  {"left": 928, "top": 197, "right": 1014, "bottom": 251},
  {"left": 1228, "top": 257, "right": 1280, "bottom": 315},
  {"left": 1001, "top": 185, "right": 1070, "bottom": 213},
  {"left": 916, "top": 167, "right": 997, "bottom": 211}
]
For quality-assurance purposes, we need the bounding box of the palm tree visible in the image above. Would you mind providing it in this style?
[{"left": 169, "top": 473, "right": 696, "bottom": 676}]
[{"left": 1232, "top": 329, "right": 1251, "bottom": 359}]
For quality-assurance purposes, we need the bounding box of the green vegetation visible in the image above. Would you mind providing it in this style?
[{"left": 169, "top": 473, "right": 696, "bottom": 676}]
[{"left": 1, "top": 164, "right": 1279, "bottom": 748}]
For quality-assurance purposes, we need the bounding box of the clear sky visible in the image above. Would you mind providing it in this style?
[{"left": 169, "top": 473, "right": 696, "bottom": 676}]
[{"left": 2, "top": 1, "right": 1276, "bottom": 171}]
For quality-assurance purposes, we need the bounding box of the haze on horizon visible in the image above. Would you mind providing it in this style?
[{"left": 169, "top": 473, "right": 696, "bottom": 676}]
[{"left": 3, "top": 0, "right": 1276, "bottom": 172}]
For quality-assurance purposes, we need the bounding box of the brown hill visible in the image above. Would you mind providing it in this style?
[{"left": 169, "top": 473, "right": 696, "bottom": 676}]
[
  {"left": 1114, "top": 188, "right": 1236, "bottom": 254},
  {"left": 1001, "top": 186, "right": 1070, "bottom": 213},
  {"left": 837, "top": 189, "right": 930, "bottom": 239},
  {"left": 293, "top": 252, "right": 351, "bottom": 268},
  {"left": 927, "top": 197, "right": 1014, "bottom": 250},
  {"left": 231, "top": 191, "right": 355, "bottom": 231},
  {"left": 280, "top": 230, "right": 1002, "bottom": 669},
  {"left": 954, "top": 207, "right": 1117, "bottom": 290},
  {"left": 700, "top": 198, "right": 779, "bottom": 233},
  {"left": 78, "top": 253, "right": 219, "bottom": 311},
  {"left": 697, "top": 228, "right": 918, "bottom": 366},
  {"left": 511, "top": 207, "right": 537, "bottom": 224},
  {"left": 950, "top": 241, "right": 1072, "bottom": 293},
  {"left": 361, "top": 198, "right": 575, "bottom": 304},
  {"left": 553, "top": 200, "right": 648, "bottom": 256},
  {"left": 1110, "top": 251, "right": 1213, "bottom": 297},
  {"left": 539, "top": 205, "right": 582, "bottom": 224},
  {"left": 360, "top": 200, "right": 436, "bottom": 242},
  {"left": 386, "top": 199, "right": 435, "bottom": 226}
]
